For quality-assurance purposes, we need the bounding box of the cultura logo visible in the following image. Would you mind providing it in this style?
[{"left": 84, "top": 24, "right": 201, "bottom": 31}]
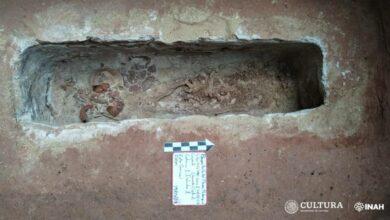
[
  {"left": 284, "top": 200, "right": 343, "bottom": 214},
  {"left": 285, "top": 200, "right": 299, "bottom": 214}
]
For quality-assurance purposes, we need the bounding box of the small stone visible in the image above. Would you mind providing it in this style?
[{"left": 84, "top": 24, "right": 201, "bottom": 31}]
[
  {"left": 106, "top": 100, "right": 124, "bottom": 117},
  {"left": 79, "top": 104, "right": 94, "bottom": 123},
  {"left": 93, "top": 83, "right": 110, "bottom": 93}
]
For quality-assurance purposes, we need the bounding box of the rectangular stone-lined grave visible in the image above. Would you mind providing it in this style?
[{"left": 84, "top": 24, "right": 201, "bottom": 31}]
[{"left": 16, "top": 40, "right": 324, "bottom": 125}]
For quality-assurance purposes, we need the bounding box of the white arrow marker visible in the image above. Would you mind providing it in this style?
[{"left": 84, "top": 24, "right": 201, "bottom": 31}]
[{"left": 164, "top": 139, "right": 214, "bottom": 152}]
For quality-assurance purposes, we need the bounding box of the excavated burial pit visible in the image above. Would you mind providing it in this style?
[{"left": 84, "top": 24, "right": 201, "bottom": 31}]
[{"left": 16, "top": 40, "right": 324, "bottom": 125}]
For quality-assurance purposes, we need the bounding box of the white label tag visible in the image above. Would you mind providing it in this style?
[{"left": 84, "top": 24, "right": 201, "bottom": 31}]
[{"left": 172, "top": 152, "right": 207, "bottom": 206}]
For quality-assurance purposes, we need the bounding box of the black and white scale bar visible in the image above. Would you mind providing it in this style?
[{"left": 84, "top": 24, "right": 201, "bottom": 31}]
[{"left": 164, "top": 139, "right": 214, "bottom": 152}]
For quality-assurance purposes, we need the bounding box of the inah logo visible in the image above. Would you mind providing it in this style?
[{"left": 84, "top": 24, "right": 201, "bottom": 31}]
[
  {"left": 285, "top": 200, "right": 299, "bottom": 214},
  {"left": 354, "top": 202, "right": 384, "bottom": 212},
  {"left": 354, "top": 202, "right": 364, "bottom": 212}
]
